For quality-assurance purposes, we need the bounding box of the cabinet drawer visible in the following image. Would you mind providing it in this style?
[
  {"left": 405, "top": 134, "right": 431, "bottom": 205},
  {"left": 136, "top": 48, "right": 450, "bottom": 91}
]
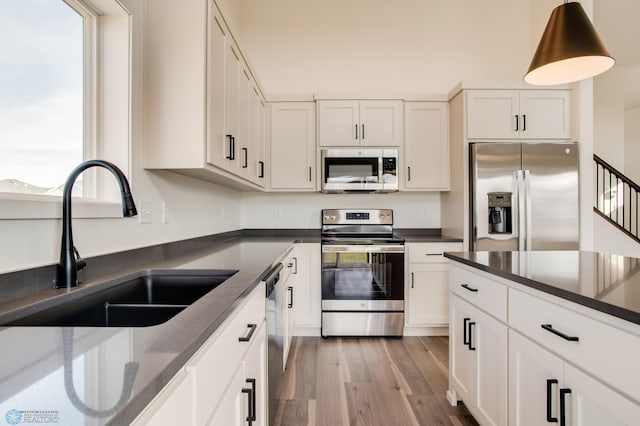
[
  {"left": 449, "top": 265, "right": 507, "bottom": 322},
  {"left": 408, "top": 242, "right": 463, "bottom": 263},
  {"left": 510, "top": 288, "right": 640, "bottom": 403},
  {"left": 189, "top": 282, "right": 266, "bottom": 425}
]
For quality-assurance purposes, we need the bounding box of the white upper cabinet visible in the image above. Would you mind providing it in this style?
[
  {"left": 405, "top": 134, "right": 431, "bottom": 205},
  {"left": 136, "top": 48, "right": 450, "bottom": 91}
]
[
  {"left": 403, "top": 102, "right": 450, "bottom": 191},
  {"left": 269, "top": 102, "right": 316, "bottom": 191},
  {"left": 318, "top": 100, "right": 403, "bottom": 147},
  {"left": 144, "top": 0, "right": 266, "bottom": 189},
  {"left": 466, "top": 89, "right": 571, "bottom": 140}
]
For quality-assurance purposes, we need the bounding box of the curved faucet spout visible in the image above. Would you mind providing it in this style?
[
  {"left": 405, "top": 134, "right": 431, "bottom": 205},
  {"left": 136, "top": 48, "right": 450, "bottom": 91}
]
[{"left": 57, "top": 160, "right": 137, "bottom": 289}]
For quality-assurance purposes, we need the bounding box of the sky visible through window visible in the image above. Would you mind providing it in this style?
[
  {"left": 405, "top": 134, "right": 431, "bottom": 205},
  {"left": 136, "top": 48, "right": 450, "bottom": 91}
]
[{"left": 0, "top": 0, "right": 83, "bottom": 195}]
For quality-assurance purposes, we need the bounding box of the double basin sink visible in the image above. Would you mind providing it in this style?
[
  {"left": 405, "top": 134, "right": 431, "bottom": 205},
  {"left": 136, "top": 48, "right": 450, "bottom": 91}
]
[{"left": 7, "top": 269, "right": 238, "bottom": 327}]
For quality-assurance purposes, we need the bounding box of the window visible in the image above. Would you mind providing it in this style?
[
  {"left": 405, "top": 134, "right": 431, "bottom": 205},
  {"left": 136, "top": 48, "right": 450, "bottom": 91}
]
[{"left": 0, "top": 0, "right": 132, "bottom": 218}]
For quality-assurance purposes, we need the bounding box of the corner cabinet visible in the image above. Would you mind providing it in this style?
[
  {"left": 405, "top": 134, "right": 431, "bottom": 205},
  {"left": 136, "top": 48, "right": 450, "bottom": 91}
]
[
  {"left": 290, "top": 244, "right": 321, "bottom": 335},
  {"left": 405, "top": 242, "right": 461, "bottom": 334},
  {"left": 269, "top": 102, "right": 316, "bottom": 191},
  {"left": 131, "top": 282, "right": 267, "bottom": 426},
  {"left": 466, "top": 89, "right": 571, "bottom": 140},
  {"left": 402, "top": 102, "right": 450, "bottom": 190},
  {"left": 144, "top": 0, "right": 267, "bottom": 189},
  {"left": 317, "top": 100, "right": 404, "bottom": 147}
]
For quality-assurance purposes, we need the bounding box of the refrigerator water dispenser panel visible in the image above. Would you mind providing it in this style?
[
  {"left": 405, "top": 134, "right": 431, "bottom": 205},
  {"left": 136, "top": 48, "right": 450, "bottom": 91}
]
[{"left": 488, "top": 192, "right": 512, "bottom": 234}]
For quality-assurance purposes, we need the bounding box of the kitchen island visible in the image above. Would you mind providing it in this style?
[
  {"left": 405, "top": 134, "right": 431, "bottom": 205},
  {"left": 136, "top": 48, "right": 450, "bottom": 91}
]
[{"left": 444, "top": 250, "right": 640, "bottom": 425}]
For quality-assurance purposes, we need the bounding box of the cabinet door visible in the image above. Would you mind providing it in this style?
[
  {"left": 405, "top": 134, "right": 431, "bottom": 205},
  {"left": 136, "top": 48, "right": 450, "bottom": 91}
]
[
  {"left": 564, "top": 364, "right": 640, "bottom": 426},
  {"left": 244, "top": 321, "right": 267, "bottom": 426},
  {"left": 238, "top": 67, "right": 253, "bottom": 181},
  {"left": 449, "top": 295, "right": 474, "bottom": 404},
  {"left": 292, "top": 244, "right": 321, "bottom": 332},
  {"left": 509, "top": 330, "right": 564, "bottom": 426},
  {"left": 224, "top": 43, "right": 241, "bottom": 171},
  {"left": 359, "top": 100, "right": 403, "bottom": 147},
  {"left": 471, "top": 304, "right": 508, "bottom": 426},
  {"left": 317, "top": 101, "right": 359, "bottom": 146},
  {"left": 255, "top": 94, "right": 267, "bottom": 185},
  {"left": 283, "top": 272, "right": 295, "bottom": 364},
  {"left": 132, "top": 369, "right": 195, "bottom": 426},
  {"left": 404, "top": 102, "right": 449, "bottom": 190},
  {"left": 269, "top": 103, "right": 316, "bottom": 190},
  {"left": 407, "top": 263, "right": 450, "bottom": 326},
  {"left": 208, "top": 364, "right": 247, "bottom": 426},
  {"left": 466, "top": 90, "right": 520, "bottom": 139},
  {"left": 519, "top": 90, "right": 570, "bottom": 139},
  {"left": 207, "top": 11, "right": 229, "bottom": 169}
]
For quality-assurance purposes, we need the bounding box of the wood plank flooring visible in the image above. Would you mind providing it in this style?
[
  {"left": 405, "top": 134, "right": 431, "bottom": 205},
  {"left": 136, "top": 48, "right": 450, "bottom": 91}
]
[{"left": 274, "top": 336, "right": 478, "bottom": 426}]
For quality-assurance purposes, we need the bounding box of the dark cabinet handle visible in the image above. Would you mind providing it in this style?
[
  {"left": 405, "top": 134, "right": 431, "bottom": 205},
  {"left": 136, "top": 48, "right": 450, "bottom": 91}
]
[
  {"left": 242, "top": 147, "right": 248, "bottom": 168},
  {"left": 541, "top": 324, "right": 579, "bottom": 342},
  {"left": 258, "top": 161, "right": 265, "bottom": 178},
  {"left": 426, "top": 253, "right": 443, "bottom": 256},
  {"left": 407, "top": 166, "right": 411, "bottom": 181},
  {"left": 293, "top": 257, "right": 298, "bottom": 274},
  {"left": 242, "top": 378, "right": 256, "bottom": 424},
  {"left": 355, "top": 123, "right": 358, "bottom": 140},
  {"left": 361, "top": 124, "right": 365, "bottom": 139},
  {"left": 411, "top": 272, "right": 414, "bottom": 289},
  {"left": 288, "top": 286, "right": 293, "bottom": 308},
  {"left": 468, "top": 321, "right": 476, "bottom": 350},
  {"left": 238, "top": 323, "right": 257, "bottom": 342},
  {"left": 308, "top": 166, "right": 312, "bottom": 182},
  {"left": 547, "top": 379, "right": 559, "bottom": 423},
  {"left": 515, "top": 114, "right": 519, "bottom": 131},
  {"left": 559, "top": 388, "right": 571, "bottom": 426},
  {"left": 523, "top": 114, "right": 527, "bottom": 131},
  {"left": 461, "top": 283, "right": 479, "bottom": 293},
  {"left": 463, "top": 317, "right": 470, "bottom": 346},
  {"left": 226, "top": 135, "right": 235, "bottom": 160}
]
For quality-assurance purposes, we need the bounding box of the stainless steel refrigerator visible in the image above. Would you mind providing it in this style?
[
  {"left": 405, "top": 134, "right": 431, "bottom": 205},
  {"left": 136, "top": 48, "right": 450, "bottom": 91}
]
[{"left": 470, "top": 142, "right": 579, "bottom": 251}]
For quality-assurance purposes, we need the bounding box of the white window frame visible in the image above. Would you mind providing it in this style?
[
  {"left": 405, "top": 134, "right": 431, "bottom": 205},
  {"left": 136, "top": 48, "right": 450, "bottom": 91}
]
[{"left": 0, "top": 0, "right": 132, "bottom": 220}]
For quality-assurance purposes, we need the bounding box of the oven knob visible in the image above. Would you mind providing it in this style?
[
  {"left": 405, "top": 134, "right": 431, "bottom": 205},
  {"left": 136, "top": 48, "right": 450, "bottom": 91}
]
[{"left": 331, "top": 215, "right": 336, "bottom": 220}]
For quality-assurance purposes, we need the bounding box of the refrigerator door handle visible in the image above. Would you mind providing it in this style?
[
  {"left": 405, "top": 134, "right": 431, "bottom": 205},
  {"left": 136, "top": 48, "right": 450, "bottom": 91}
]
[
  {"left": 515, "top": 170, "right": 526, "bottom": 251},
  {"left": 523, "top": 169, "right": 532, "bottom": 250}
]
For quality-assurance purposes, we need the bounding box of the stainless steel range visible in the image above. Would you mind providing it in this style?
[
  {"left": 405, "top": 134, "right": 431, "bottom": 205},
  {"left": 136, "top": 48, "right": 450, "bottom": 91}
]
[{"left": 321, "top": 209, "right": 405, "bottom": 337}]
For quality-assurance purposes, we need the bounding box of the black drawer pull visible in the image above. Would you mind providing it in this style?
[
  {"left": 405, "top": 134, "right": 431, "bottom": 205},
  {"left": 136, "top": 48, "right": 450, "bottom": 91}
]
[
  {"left": 560, "top": 388, "right": 571, "bottom": 426},
  {"left": 426, "top": 253, "right": 443, "bottom": 256},
  {"left": 288, "top": 286, "right": 293, "bottom": 308},
  {"left": 541, "top": 324, "right": 579, "bottom": 342},
  {"left": 547, "top": 379, "right": 559, "bottom": 423},
  {"left": 461, "top": 283, "right": 479, "bottom": 292},
  {"left": 463, "top": 317, "right": 470, "bottom": 346},
  {"left": 239, "top": 323, "right": 257, "bottom": 342},
  {"left": 468, "top": 321, "right": 476, "bottom": 350}
]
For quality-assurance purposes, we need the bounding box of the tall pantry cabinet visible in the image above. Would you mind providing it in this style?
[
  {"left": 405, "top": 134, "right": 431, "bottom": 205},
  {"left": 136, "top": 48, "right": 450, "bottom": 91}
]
[{"left": 144, "top": 0, "right": 267, "bottom": 189}]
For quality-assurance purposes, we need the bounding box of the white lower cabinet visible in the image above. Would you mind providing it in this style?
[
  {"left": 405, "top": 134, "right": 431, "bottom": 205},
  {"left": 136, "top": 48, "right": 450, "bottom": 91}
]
[
  {"left": 449, "top": 294, "right": 508, "bottom": 426},
  {"left": 291, "top": 244, "right": 321, "bottom": 335},
  {"left": 405, "top": 242, "right": 462, "bottom": 332},
  {"left": 131, "top": 282, "right": 267, "bottom": 426},
  {"left": 509, "top": 329, "right": 640, "bottom": 426}
]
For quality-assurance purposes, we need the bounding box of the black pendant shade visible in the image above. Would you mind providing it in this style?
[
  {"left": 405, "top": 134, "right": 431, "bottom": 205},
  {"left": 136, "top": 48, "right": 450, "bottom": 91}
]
[{"left": 525, "top": 2, "right": 614, "bottom": 85}]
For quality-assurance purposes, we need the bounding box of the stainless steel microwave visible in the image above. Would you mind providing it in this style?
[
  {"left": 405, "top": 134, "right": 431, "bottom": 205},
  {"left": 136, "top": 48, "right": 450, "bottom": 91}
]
[{"left": 321, "top": 148, "right": 398, "bottom": 193}]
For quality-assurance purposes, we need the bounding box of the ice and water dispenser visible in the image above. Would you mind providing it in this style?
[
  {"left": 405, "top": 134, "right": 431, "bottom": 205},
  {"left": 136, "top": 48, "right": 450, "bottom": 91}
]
[{"left": 487, "top": 192, "right": 512, "bottom": 234}]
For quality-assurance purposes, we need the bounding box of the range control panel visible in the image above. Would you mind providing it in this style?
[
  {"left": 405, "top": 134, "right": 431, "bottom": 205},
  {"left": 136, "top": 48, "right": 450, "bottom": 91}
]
[{"left": 322, "top": 209, "right": 393, "bottom": 225}]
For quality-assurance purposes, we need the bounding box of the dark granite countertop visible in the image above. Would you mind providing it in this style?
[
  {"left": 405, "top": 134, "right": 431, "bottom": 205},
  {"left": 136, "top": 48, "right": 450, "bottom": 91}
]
[
  {"left": 0, "top": 235, "right": 300, "bottom": 426},
  {"left": 394, "top": 228, "right": 463, "bottom": 243},
  {"left": 444, "top": 251, "right": 640, "bottom": 326}
]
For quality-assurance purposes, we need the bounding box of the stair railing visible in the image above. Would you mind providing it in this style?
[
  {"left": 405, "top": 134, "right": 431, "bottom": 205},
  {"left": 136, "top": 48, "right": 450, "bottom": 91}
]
[{"left": 593, "top": 154, "right": 640, "bottom": 243}]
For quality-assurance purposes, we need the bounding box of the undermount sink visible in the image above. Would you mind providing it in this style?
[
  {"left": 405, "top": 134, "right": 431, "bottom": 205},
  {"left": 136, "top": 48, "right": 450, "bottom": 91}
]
[{"left": 8, "top": 269, "right": 238, "bottom": 327}]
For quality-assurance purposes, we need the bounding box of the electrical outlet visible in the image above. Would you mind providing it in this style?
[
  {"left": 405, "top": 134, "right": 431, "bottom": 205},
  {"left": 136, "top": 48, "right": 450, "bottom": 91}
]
[
  {"left": 424, "top": 207, "right": 431, "bottom": 218},
  {"left": 219, "top": 205, "right": 225, "bottom": 220},
  {"left": 138, "top": 199, "right": 152, "bottom": 224},
  {"left": 274, "top": 207, "right": 283, "bottom": 219}
]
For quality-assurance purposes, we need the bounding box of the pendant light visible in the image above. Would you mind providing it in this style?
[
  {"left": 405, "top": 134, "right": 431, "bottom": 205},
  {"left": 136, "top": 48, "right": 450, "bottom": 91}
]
[{"left": 524, "top": 1, "right": 614, "bottom": 86}]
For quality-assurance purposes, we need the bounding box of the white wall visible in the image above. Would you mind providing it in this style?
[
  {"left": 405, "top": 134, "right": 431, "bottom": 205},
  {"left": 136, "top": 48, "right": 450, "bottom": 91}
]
[
  {"left": 0, "top": 0, "right": 243, "bottom": 274},
  {"left": 593, "top": 213, "right": 640, "bottom": 258},
  {"left": 241, "top": 192, "right": 440, "bottom": 229},
  {"left": 625, "top": 106, "right": 640, "bottom": 183},
  {"left": 237, "top": 0, "right": 532, "bottom": 95},
  {"left": 594, "top": 68, "right": 625, "bottom": 171}
]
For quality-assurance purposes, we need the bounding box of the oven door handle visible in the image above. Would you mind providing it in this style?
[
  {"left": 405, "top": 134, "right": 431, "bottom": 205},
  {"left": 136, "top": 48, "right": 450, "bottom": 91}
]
[{"left": 322, "top": 245, "right": 405, "bottom": 253}]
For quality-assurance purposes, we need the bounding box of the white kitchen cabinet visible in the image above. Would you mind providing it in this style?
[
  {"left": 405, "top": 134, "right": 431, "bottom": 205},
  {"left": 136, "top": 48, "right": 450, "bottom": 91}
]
[
  {"left": 269, "top": 102, "right": 316, "bottom": 191},
  {"left": 281, "top": 250, "right": 296, "bottom": 366},
  {"left": 466, "top": 89, "right": 571, "bottom": 140},
  {"left": 144, "top": 0, "right": 266, "bottom": 189},
  {"left": 509, "top": 329, "right": 640, "bottom": 426},
  {"left": 317, "top": 100, "right": 403, "bottom": 147},
  {"left": 131, "top": 368, "right": 195, "bottom": 426},
  {"left": 291, "top": 244, "right": 321, "bottom": 335},
  {"left": 403, "top": 102, "right": 450, "bottom": 190},
  {"left": 405, "top": 242, "right": 462, "bottom": 334},
  {"left": 448, "top": 264, "right": 508, "bottom": 425}
]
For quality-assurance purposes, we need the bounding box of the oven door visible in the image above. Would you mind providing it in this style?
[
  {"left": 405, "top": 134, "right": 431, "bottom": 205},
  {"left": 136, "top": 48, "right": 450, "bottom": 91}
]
[{"left": 321, "top": 244, "right": 404, "bottom": 311}]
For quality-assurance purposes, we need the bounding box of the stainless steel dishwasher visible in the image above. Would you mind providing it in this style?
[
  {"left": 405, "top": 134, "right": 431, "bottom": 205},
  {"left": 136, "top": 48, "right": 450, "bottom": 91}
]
[{"left": 264, "top": 262, "right": 284, "bottom": 426}]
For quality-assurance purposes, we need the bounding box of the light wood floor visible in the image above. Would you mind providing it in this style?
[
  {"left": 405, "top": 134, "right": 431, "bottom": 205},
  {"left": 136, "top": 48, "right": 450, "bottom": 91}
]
[{"left": 273, "top": 336, "right": 478, "bottom": 426}]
